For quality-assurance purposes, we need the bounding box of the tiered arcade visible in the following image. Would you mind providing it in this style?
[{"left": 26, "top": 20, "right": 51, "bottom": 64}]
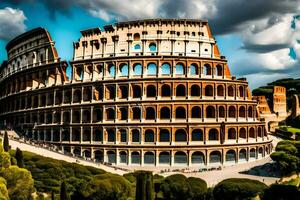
[{"left": 0, "top": 19, "right": 272, "bottom": 167}]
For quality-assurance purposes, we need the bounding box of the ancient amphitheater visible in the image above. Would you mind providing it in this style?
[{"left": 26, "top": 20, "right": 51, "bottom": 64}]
[{"left": 0, "top": 19, "right": 272, "bottom": 167}]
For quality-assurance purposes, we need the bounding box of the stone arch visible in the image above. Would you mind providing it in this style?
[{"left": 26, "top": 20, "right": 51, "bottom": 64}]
[
  {"left": 107, "top": 129, "right": 115, "bottom": 142},
  {"left": 175, "top": 106, "right": 186, "bottom": 119},
  {"left": 216, "top": 64, "right": 223, "bottom": 76},
  {"left": 82, "top": 129, "right": 91, "bottom": 141},
  {"left": 119, "top": 63, "right": 129, "bottom": 76},
  {"left": 209, "top": 151, "right": 222, "bottom": 164},
  {"left": 159, "top": 129, "right": 170, "bottom": 142},
  {"left": 94, "top": 150, "right": 104, "bottom": 162},
  {"left": 209, "top": 128, "right": 219, "bottom": 140},
  {"left": 175, "top": 63, "right": 185, "bottom": 75},
  {"left": 73, "top": 89, "right": 81, "bottom": 103},
  {"left": 175, "top": 129, "right": 187, "bottom": 142},
  {"left": 132, "top": 85, "right": 142, "bottom": 98},
  {"left": 239, "top": 149, "right": 247, "bottom": 162},
  {"left": 176, "top": 84, "right": 186, "bottom": 96},
  {"left": 239, "top": 128, "right": 247, "bottom": 139},
  {"left": 228, "top": 128, "right": 236, "bottom": 140},
  {"left": 228, "top": 86, "right": 234, "bottom": 97},
  {"left": 226, "top": 150, "right": 236, "bottom": 163},
  {"left": 131, "top": 151, "right": 140, "bottom": 164},
  {"left": 82, "top": 110, "right": 91, "bottom": 123},
  {"left": 144, "top": 129, "right": 155, "bottom": 142},
  {"left": 239, "top": 86, "right": 244, "bottom": 97},
  {"left": 191, "top": 151, "right": 205, "bottom": 164},
  {"left": 249, "top": 148, "right": 256, "bottom": 159},
  {"left": 146, "top": 85, "right": 156, "bottom": 97},
  {"left": 192, "top": 129, "right": 203, "bottom": 141},
  {"left": 119, "top": 151, "right": 128, "bottom": 164},
  {"left": 205, "top": 85, "right": 214, "bottom": 96},
  {"left": 161, "top": 63, "right": 171, "bottom": 75},
  {"left": 174, "top": 151, "right": 187, "bottom": 164},
  {"left": 119, "top": 85, "right": 128, "bottom": 99},
  {"left": 191, "top": 84, "right": 200, "bottom": 96},
  {"left": 147, "top": 63, "right": 157, "bottom": 75},
  {"left": 219, "top": 106, "right": 225, "bottom": 118},
  {"left": 191, "top": 106, "right": 201, "bottom": 118},
  {"left": 161, "top": 84, "right": 171, "bottom": 97},
  {"left": 206, "top": 106, "right": 215, "bottom": 118},
  {"left": 83, "top": 87, "right": 92, "bottom": 102},
  {"left": 189, "top": 63, "right": 198, "bottom": 75},
  {"left": 160, "top": 107, "right": 171, "bottom": 119},
  {"left": 239, "top": 106, "right": 246, "bottom": 118},
  {"left": 229, "top": 106, "right": 236, "bottom": 118},
  {"left": 249, "top": 127, "right": 255, "bottom": 138},
  {"left": 159, "top": 151, "right": 170, "bottom": 164},
  {"left": 217, "top": 85, "right": 224, "bottom": 96},
  {"left": 132, "top": 107, "right": 141, "bottom": 120},
  {"left": 146, "top": 107, "right": 156, "bottom": 120},
  {"left": 131, "top": 129, "right": 140, "bottom": 142},
  {"left": 204, "top": 63, "right": 212, "bottom": 75},
  {"left": 107, "top": 150, "right": 116, "bottom": 164},
  {"left": 106, "top": 108, "right": 115, "bottom": 120},
  {"left": 144, "top": 151, "right": 155, "bottom": 164}
]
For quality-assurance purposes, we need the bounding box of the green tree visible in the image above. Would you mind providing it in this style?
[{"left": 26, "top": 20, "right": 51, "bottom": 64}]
[
  {"left": 213, "top": 178, "right": 267, "bottom": 200},
  {"left": 0, "top": 177, "right": 8, "bottom": 200},
  {"left": 263, "top": 184, "right": 300, "bottom": 200},
  {"left": 60, "top": 181, "right": 70, "bottom": 200},
  {"left": 15, "top": 147, "right": 24, "bottom": 168},
  {"left": 187, "top": 177, "right": 207, "bottom": 200},
  {"left": 270, "top": 151, "right": 299, "bottom": 175},
  {"left": 3, "top": 131, "right": 9, "bottom": 152},
  {"left": 160, "top": 174, "right": 191, "bottom": 200},
  {"left": 135, "top": 171, "right": 154, "bottom": 200}
]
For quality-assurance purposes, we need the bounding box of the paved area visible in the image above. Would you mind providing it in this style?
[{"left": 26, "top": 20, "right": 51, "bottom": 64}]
[{"left": 3, "top": 135, "right": 281, "bottom": 187}]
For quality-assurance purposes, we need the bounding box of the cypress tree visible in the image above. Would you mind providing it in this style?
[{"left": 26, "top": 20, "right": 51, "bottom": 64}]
[
  {"left": 60, "top": 181, "right": 70, "bottom": 200},
  {"left": 3, "top": 131, "right": 9, "bottom": 152},
  {"left": 135, "top": 171, "right": 154, "bottom": 200},
  {"left": 15, "top": 147, "right": 24, "bottom": 168},
  {"left": 51, "top": 191, "right": 55, "bottom": 200}
]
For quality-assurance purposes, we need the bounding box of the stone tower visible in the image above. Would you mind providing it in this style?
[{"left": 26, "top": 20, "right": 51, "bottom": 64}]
[{"left": 273, "top": 86, "right": 287, "bottom": 116}]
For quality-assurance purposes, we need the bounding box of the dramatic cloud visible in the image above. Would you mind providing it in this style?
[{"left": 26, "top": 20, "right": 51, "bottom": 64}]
[{"left": 0, "top": 7, "right": 27, "bottom": 40}]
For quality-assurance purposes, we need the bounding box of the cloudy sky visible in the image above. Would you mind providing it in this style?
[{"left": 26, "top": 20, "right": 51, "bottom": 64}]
[{"left": 0, "top": 0, "right": 299, "bottom": 89}]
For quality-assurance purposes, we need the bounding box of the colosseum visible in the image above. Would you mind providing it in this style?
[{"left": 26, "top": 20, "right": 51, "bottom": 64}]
[{"left": 0, "top": 19, "right": 272, "bottom": 167}]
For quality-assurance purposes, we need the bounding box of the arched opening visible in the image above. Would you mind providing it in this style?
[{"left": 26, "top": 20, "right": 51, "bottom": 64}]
[
  {"left": 175, "top": 63, "right": 185, "bottom": 75},
  {"left": 161, "top": 84, "right": 171, "bottom": 97},
  {"left": 219, "top": 106, "right": 225, "bottom": 118},
  {"left": 83, "top": 87, "right": 92, "bottom": 102},
  {"left": 216, "top": 65, "right": 223, "bottom": 76},
  {"left": 134, "top": 44, "right": 141, "bottom": 50},
  {"left": 107, "top": 150, "right": 116, "bottom": 164},
  {"left": 217, "top": 85, "right": 224, "bottom": 96},
  {"left": 83, "top": 129, "right": 91, "bottom": 141},
  {"left": 205, "top": 85, "right": 213, "bottom": 96},
  {"left": 107, "top": 129, "right": 115, "bottom": 142},
  {"left": 226, "top": 150, "right": 236, "bottom": 163},
  {"left": 161, "top": 63, "right": 171, "bottom": 75},
  {"left": 40, "top": 95, "right": 46, "bottom": 107},
  {"left": 239, "top": 128, "right": 247, "bottom": 139},
  {"left": 62, "top": 130, "right": 70, "bottom": 141},
  {"left": 144, "top": 152, "right": 155, "bottom": 164},
  {"left": 258, "top": 127, "right": 262, "bottom": 137},
  {"left": 106, "top": 108, "right": 115, "bottom": 120},
  {"left": 119, "top": 129, "right": 127, "bottom": 143},
  {"left": 93, "top": 129, "right": 102, "bottom": 142},
  {"left": 147, "top": 63, "right": 157, "bottom": 75},
  {"left": 82, "top": 110, "right": 91, "bottom": 123},
  {"left": 73, "top": 147, "right": 81, "bottom": 156},
  {"left": 119, "top": 151, "right": 127, "bottom": 164},
  {"left": 132, "top": 85, "right": 142, "bottom": 98},
  {"left": 258, "top": 147, "right": 264, "bottom": 158},
  {"left": 133, "top": 63, "right": 142, "bottom": 75},
  {"left": 176, "top": 84, "right": 186, "bottom": 97},
  {"left": 144, "top": 130, "right": 154, "bottom": 142},
  {"left": 119, "top": 107, "right": 128, "bottom": 120},
  {"left": 149, "top": 43, "right": 157, "bottom": 51},
  {"left": 133, "top": 33, "right": 140, "bottom": 41},
  {"left": 228, "top": 86, "right": 234, "bottom": 97},
  {"left": 146, "top": 85, "right": 156, "bottom": 97},
  {"left": 209, "top": 129, "right": 219, "bottom": 140},
  {"left": 191, "top": 151, "right": 204, "bottom": 164},
  {"left": 248, "top": 107, "right": 253, "bottom": 118},
  {"left": 175, "top": 107, "right": 186, "bottom": 119},
  {"left": 54, "top": 112, "right": 61, "bottom": 123},
  {"left": 64, "top": 90, "right": 71, "bottom": 104},
  {"left": 119, "top": 63, "right": 129, "bottom": 76},
  {"left": 250, "top": 148, "right": 256, "bottom": 159},
  {"left": 229, "top": 106, "right": 236, "bottom": 118},
  {"left": 228, "top": 128, "right": 236, "bottom": 140},
  {"left": 132, "top": 107, "right": 141, "bottom": 120},
  {"left": 174, "top": 151, "right": 187, "bottom": 164},
  {"left": 239, "top": 86, "right": 244, "bottom": 97},
  {"left": 73, "top": 89, "right": 81, "bottom": 103},
  {"left": 93, "top": 108, "right": 102, "bottom": 122},
  {"left": 160, "top": 107, "right": 171, "bottom": 119},
  {"left": 204, "top": 64, "right": 212, "bottom": 75},
  {"left": 249, "top": 127, "right": 255, "bottom": 138},
  {"left": 191, "top": 106, "right": 201, "bottom": 118},
  {"left": 146, "top": 107, "right": 155, "bottom": 120},
  {"left": 239, "top": 149, "right": 247, "bottom": 162},
  {"left": 192, "top": 129, "right": 203, "bottom": 141},
  {"left": 175, "top": 129, "right": 187, "bottom": 142},
  {"left": 159, "top": 129, "right": 170, "bottom": 142},
  {"left": 72, "top": 111, "right": 80, "bottom": 123},
  {"left": 239, "top": 106, "right": 246, "bottom": 118},
  {"left": 94, "top": 150, "right": 104, "bottom": 162},
  {"left": 108, "top": 64, "right": 115, "bottom": 77},
  {"left": 131, "top": 151, "right": 140, "bottom": 164},
  {"left": 119, "top": 85, "right": 128, "bottom": 99},
  {"left": 206, "top": 106, "right": 215, "bottom": 118},
  {"left": 159, "top": 152, "right": 170, "bottom": 164},
  {"left": 209, "top": 151, "right": 221, "bottom": 164},
  {"left": 131, "top": 129, "right": 140, "bottom": 142},
  {"left": 72, "top": 129, "right": 81, "bottom": 142},
  {"left": 189, "top": 64, "right": 198, "bottom": 75},
  {"left": 191, "top": 85, "right": 200, "bottom": 96}
]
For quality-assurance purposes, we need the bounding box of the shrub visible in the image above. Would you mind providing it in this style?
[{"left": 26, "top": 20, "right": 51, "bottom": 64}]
[
  {"left": 276, "top": 144, "right": 297, "bottom": 155},
  {"left": 187, "top": 177, "right": 207, "bottom": 200},
  {"left": 160, "top": 174, "right": 191, "bottom": 200},
  {"left": 213, "top": 178, "right": 267, "bottom": 200},
  {"left": 263, "top": 184, "right": 300, "bottom": 200}
]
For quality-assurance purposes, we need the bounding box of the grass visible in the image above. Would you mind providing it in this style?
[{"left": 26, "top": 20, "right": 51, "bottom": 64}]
[{"left": 283, "top": 178, "right": 300, "bottom": 186}]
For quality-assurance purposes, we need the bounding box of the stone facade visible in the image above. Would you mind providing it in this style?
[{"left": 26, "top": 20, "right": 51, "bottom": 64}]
[{"left": 0, "top": 19, "right": 272, "bottom": 167}]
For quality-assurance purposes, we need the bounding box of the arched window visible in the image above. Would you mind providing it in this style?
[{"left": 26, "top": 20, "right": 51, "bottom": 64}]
[
  {"left": 132, "top": 107, "right": 141, "bottom": 120},
  {"left": 239, "top": 128, "right": 247, "bottom": 139},
  {"left": 72, "top": 111, "right": 80, "bottom": 123},
  {"left": 131, "top": 129, "right": 140, "bottom": 142},
  {"left": 83, "top": 87, "right": 92, "bottom": 101},
  {"left": 133, "top": 63, "right": 142, "bottom": 75},
  {"left": 229, "top": 106, "right": 236, "bottom": 118},
  {"left": 107, "top": 129, "right": 115, "bottom": 142},
  {"left": 160, "top": 107, "right": 171, "bottom": 119},
  {"left": 159, "top": 129, "right": 170, "bottom": 142},
  {"left": 191, "top": 85, "right": 200, "bottom": 96},
  {"left": 161, "top": 63, "right": 171, "bottom": 75},
  {"left": 175, "top": 107, "right": 186, "bottom": 119},
  {"left": 226, "top": 150, "right": 236, "bottom": 162},
  {"left": 159, "top": 152, "right": 170, "bottom": 164},
  {"left": 239, "top": 106, "right": 246, "bottom": 118},
  {"left": 228, "top": 86, "right": 234, "bottom": 97},
  {"left": 161, "top": 84, "right": 171, "bottom": 97},
  {"left": 144, "top": 152, "right": 155, "bottom": 164},
  {"left": 73, "top": 89, "right": 81, "bottom": 103},
  {"left": 120, "top": 130, "right": 127, "bottom": 143},
  {"left": 149, "top": 43, "right": 157, "bottom": 51},
  {"left": 119, "top": 85, "right": 128, "bottom": 99},
  {"left": 191, "top": 106, "right": 201, "bottom": 118},
  {"left": 216, "top": 65, "right": 223, "bottom": 76},
  {"left": 132, "top": 85, "right": 142, "bottom": 98},
  {"left": 146, "top": 107, "right": 155, "bottom": 120},
  {"left": 192, "top": 129, "right": 203, "bottom": 141},
  {"left": 119, "top": 151, "right": 127, "bottom": 163},
  {"left": 174, "top": 151, "right": 187, "bottom": 164},
  {"left": 228, "top": 128, "right": 236, "bottom": 139},
  {"left": 147, "top": 63, "right": 157, "bottom": 75},
  {"left": 209, "top": 129, "right": 219, "bottom": 140},
  {"left": 119, "top": 63, "right": 128, "bottom": 76},
  {"left": 134, "top": 44, "right": 141, "bottom": 50},
  {"left": 63, "top": 112, "right": 70, "bottom": 123},
  {"left": 205, "top": 85, "right": 213, "bottom": 96},
  {"left": 249, "top": 128, "right": 255, "bottom": 138},
  {"left": 106, "top": 108, "right": 115, "bottom": 120},
  {"left": 189, "top": 64, "right": 198, "bottom": 75},
  {"left": 146, "top": 85, "right": 156, "bottom": 97},
  {"left": 176, "top": 84, "right": 186, "bottom": 96},
  {"left": 131, "top": 151, "right": 140, "bottom": 164},
  {"left": 210, "top": 151, "right": 221, "bottom": 164},
  {"left": 217, "top": 85, "right": 224, "bottom": 96},
  {"left": 258, "top": 127, "right": 262, "bottom": 137},
  {"left": 192, "top": 152, "right": 204, "bottom": 164},
  {"left": 175, "top": 63, "right": 184, "bottom": 75},
  {"left": 107, "top": 85, "right": 116, "bottom": 100},
  {"left": 133, "top": 33, "right": 140, "bottom": 41},
  {"left": 204, "top": 64, "right": 212, "bottom": 75},
  {"left": 107, "top": 150, "right": 116, "bottom": 164},
  {"left": 175, "top": 129, "right": 187, "bottom": 142},
  {"left": 248, "top": 106, "right": 253, "bottom": 118},
  {"left": 239, "top": 149, "right": 247, "bottom": 161},
  {"left": 108, "top": 64, "right": 115, "bottom": 77},
  {"left": 206, "top": 106, "right": 215, "bottom": 118},
  {"left": 119, "top": 107, "right": 128, "bottom": 120},
  {"left": 83, "top": 129, "right": 91, "bottom": 141},
  {"left": 239, "top": 86, "right": 244, "bottom": 97},
  {"left": 218, "top": 106, "right": 225, "bottom": 118},
  {"left": 82, "top": 110, "right": 91, "bottom": 123},
  {"left": 144, "top": 130, "right": 154, "bottom": 142}
]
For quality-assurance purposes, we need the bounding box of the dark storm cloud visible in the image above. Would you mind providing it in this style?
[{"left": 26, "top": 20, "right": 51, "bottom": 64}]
[{"left": 241, "top": 44, "right": 290, "bottom": 53}]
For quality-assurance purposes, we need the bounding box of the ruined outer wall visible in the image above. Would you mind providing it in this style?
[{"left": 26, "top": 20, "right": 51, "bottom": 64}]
[{"left": 273, "top": 86, "right": 287, "bottom": 116}]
